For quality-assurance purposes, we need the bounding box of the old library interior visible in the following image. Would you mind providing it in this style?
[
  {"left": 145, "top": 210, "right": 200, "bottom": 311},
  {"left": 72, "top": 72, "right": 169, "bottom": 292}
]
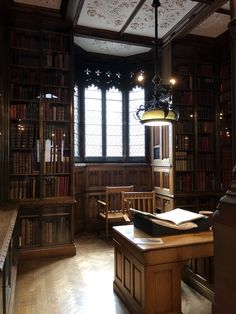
[{"left": 0, "top": 0, "right": 236, "bottom": 313}]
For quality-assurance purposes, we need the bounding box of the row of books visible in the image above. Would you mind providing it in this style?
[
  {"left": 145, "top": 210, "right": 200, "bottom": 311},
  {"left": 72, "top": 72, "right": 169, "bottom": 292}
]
[
  {"left": 220, "top": 79, "right": 231, "bottom": 92},
  {"left": 198, "top": 154, "right": 214, "bottom": 171},
  {"left": 175, "top": 75, "right": 193, "bottom": 89},
  {"left": 10, "top": 68, "right": 39, "bottom": 84},
  {"left": 195, "top": 91, "right": 214, "bottom": 105},
  {"left": 10, "top": 30, "right": 40, "bottom": 50},
  {"left": 196, "top": 77, "right": 214, "bottom": 89},
  {"left": 173, "top": 62, "right": 193, "bottom": 75},
  {"left": 220, "top": 90, "right": 231, "bottom": 103},
  {"left": 175, "top": 152, "right": 193, "bottom": 171},
  {"left": 197, "top": 64, "right": 214, "bottom": 77},
  {"left": 221, "top": 171, "right": 232, "bottom": 191},
  {"left": 177, "top": 106, "right": 194, "bottom": 120},
  {"left": 197, "top": 106, "right": 214, "bottom": 120},
  {"left": 198, "top": 135, "right": 214, "bottom": 152},
  {"left": 43, "top": 103, "right": 70, "bottom": 121},
  {"left": 45, "top": 157, "right": 70, "bottom": 174},
  {"left": 43, "top": 70, "right": 69, "bottom": 87},
  {"left": 20, "top": 215, "right": 71, "bottom": 247},
  {"left": 175, "top": 135, "right": 192, "bottom": 150},
  {"left": 11, "top": 84, "right": 39, "bottom": 100},
  {"left": 174, "top": 90, "right": 193, "bottom": 105},
  {"left": 44, "top": 176, "right": 70, "bottom": 197},
  {"left": 43, "top": 53, "right": 70, "bottom": 69},
  {"left": 44, "top": 126, "right": 69, "bottom": 147},
  {"left": 42, "top": 216, "right": 70, "bottom": 244},
  {"left": 174, "top": 62, "right": 213, "bottom": 77},
  {"left": 10, "top": 30, "right": 70, "bottom": 52},
  {"left": 10, "top": 151, "right": 39, "bottom": 174},
  {"left": 41, "top": 87, "right": 70, "bottom": 103},
  {"left": 175, "top": 173, "right": 193, "bottom": 192},
  {"left": 198, "top": 121, "right": 214, "bottom": 133},
  {"left": 220, "top": 63, "right": 230, "bottom": 79},
  {"left": 10, "top": 123, "right": 38, "bottom": 148},
  {"left": 42, "top": 33, "right": 70, "bottom": 51},
  {"left": 10, "top": 102, "right": 39, "bottom": 120},
  {"left": 20, "top": 217, "right": 40, "bottom": 247},
  {"left": 11, "top": 51, "right": 40, "bottom": 67},
  {"left": 9, "top": 177, "right": 39, "bottom": 200},
  {"left": 175, "top": 121, "right": 193, "bottom": 134},
  {"left": 198, "top": 172, "right": 215, "bottom": 191}
]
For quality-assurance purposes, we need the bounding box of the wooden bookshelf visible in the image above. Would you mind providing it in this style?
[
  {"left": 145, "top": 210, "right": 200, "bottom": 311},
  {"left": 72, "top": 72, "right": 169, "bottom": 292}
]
[
  {"left": 0, "top": 202, "right": 18, "bottom": 314},
  {"left": 218, "top": 35, "right": 232, "bottom": 191},
  {"left": 151, "top": 35, "right": 234, "bottom": 301},
  {"left": 153, "top": 38, "right": 220, "bottom": 213},
  {"left": 9, "top": 27, "right": 75, "bottom": 258}
]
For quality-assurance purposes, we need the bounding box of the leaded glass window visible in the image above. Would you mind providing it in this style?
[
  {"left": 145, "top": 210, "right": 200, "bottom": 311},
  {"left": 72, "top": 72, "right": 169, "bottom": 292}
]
[
  {"left": 129, "top": 87, "right": 145, "bottom": 157},
  {"left": 74, "top": 85, "right": 79, "bottom": 157},
  {"left": 85, "top": 85, "right": 102, "bottom": 157},
  {"left": 74, "top": 82, "right": 146, "bottom": 162},
  {"left": 106, "top": 87, "right": 122, "bottom": 157}
]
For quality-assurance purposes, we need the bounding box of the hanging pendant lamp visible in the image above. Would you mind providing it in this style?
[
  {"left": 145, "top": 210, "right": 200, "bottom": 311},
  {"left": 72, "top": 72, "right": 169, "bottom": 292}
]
[{"left": 136, "top": 0, "right": 179, "bottom": 126}]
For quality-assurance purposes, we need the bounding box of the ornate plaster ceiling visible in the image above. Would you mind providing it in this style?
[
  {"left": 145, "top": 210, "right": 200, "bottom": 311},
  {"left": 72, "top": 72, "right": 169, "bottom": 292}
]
[{"left": 12, "top": 0, "right": 231, "bottom": 57}]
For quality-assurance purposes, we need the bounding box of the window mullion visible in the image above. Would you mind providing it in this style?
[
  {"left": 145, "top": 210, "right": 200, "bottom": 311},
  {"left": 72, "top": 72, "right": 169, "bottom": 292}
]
[
  {"left": 123, "top": 89, "right": 129, "bottom": 160},
  {"left": 102, "top": 89, "right": 106, "bottom": 158}
]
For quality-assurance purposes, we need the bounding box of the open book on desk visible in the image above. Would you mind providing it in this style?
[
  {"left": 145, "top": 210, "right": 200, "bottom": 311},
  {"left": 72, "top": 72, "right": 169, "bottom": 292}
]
[{"left": 129, "top": 208, "right": 205, "bottom": 226}]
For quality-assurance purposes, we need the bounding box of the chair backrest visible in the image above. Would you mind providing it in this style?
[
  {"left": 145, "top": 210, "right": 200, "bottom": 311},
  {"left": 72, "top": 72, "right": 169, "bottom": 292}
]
[
  {"left": 121, "top": 191, "right": 156, "bottom": 217},
  {"left": 106, "top": 185, "right": 134, "bottom": 213}
]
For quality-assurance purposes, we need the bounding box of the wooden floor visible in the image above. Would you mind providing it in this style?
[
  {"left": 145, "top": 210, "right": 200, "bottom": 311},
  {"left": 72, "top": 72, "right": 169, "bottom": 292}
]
[{"left": 15, "top": 232, "right": 212, "bottom": 314}]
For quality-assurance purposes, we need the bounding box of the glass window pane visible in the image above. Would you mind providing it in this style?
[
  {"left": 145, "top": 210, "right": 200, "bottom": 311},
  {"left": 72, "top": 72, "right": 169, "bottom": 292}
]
[
  {"left": 74, "top": 85, "right": 79, "bottom": 158},
  {"left": 129, "top": 87, "right": 145, "bottom": 157},
  {"left": 85, "top": 85, "right": 102, "bottom": 157},
  {"left": 106, "top": 87, "right": 122, "bottom": 157}
]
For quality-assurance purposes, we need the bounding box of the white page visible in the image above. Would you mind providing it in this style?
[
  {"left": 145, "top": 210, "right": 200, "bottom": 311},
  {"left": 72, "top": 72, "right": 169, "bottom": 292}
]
[{"left": 156, "top": 208, "right": 205, "bottom": 225}]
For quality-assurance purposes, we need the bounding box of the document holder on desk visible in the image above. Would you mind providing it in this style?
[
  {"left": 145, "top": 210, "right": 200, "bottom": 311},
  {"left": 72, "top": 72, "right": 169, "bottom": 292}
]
[{"left": 133, "top": 213, "right": 211, "bottom": 237}]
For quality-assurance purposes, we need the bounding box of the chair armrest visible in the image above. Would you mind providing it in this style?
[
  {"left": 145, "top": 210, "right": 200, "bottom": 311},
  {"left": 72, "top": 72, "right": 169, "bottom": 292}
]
[{"left": 97, "top": 200, "right": 106, "bottom": 206}]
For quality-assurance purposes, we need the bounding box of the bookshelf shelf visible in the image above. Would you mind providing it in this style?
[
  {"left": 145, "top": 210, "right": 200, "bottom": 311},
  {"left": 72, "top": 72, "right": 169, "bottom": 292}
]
[{"left": 9, "top": 27, "right": 75, "bottom": 258}]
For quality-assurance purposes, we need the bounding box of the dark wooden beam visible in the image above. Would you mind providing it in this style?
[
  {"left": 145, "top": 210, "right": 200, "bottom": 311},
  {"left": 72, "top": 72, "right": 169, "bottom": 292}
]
[
  {"left": 66, "top": 0, "right": 84, "bottom": 26},
  {"left": 193, "top": 0, "right": 230, "bottom": 15},
  {"left": 120, "top": 0, "right": 146, "bottom": 34},
  {"left": 74, "top": 25, "right": 154, "bottom": 47},
  {"left": 162, "top": 0, "right": 229, "bottom": 47}
]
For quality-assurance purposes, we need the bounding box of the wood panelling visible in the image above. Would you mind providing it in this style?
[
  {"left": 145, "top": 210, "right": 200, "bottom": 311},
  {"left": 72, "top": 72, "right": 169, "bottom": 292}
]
[
  {"left": 113, "top": 225, "right": 213, "bottom": 314},
  {"left": 74, "top": 164, "right": 152, "bottom": 232}
]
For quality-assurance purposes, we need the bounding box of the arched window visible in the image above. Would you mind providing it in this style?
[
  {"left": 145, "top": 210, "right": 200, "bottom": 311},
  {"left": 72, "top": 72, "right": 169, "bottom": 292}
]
[{"left": 74, "top": 68, "right": 147, "bottom": 163}]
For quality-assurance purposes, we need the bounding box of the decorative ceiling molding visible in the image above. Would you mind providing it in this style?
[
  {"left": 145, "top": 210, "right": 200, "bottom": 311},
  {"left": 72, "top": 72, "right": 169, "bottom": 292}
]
[{"left": 10, "top": 0, "right": 232, "bottom": 56}]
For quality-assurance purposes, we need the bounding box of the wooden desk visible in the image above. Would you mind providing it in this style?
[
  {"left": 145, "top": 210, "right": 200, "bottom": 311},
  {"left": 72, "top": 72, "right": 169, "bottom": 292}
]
[{"left": 113, "top": 225, "right": 213, "bottom": 314}]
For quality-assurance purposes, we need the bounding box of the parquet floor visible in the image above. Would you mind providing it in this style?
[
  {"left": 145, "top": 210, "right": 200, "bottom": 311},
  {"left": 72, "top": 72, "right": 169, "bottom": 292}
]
[{"left": 15, "top": 232, "right": 212, "bottom": 314}]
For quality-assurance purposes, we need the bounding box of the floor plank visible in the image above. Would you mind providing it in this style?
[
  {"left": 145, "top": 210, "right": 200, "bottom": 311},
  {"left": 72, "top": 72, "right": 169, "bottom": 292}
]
[{"left": 15, "top": 232, "right": 212, "bottom": 314}]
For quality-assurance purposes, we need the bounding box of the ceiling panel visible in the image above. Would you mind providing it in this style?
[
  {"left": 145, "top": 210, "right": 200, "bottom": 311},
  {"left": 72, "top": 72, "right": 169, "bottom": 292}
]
[
  {"left": 77, "top": 0, "right": 140, "bottom": 32},
  {"left": 125, "top": 0, "right": 198, "bottom": 38},
  {"left": 74, "top": 36, "right": 151, "bottom": 57},
  {"left": 12, "top": 0, "right": 231, "bottom": 57},
  {"left": 190, "top": 12, "right": 230, "bottom": 38}
]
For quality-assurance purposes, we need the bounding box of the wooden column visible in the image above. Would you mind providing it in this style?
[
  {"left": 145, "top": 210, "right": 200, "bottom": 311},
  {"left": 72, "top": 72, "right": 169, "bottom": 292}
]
[
  {"left": 213, "top": 166, "right": 236, "bottom": 313},
  {"left": 230, "top": 0, "right": 236, "bottom": 163},
  {"left": 213, "top": 7, "right": 236, "bottom": 311}
]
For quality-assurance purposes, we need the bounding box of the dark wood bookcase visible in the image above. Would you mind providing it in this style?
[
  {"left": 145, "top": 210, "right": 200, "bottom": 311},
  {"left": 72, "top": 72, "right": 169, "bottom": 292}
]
[
  {"left": 153, "top": 37, "right": 220, "bottom": 214},
  {"left": 152, "top": 34, "right": 233, "bottom": 301},
  {"left": 8, "top": 27, "right": 75, "bottom": 258},
  {"left": 218, "top": 34, "right": 232, "bottom": 191}
]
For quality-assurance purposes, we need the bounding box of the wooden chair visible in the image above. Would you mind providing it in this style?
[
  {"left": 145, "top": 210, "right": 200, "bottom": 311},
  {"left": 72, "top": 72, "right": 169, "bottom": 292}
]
[
  {"left": 121, "top": 191, "right": 157, "bottom": 220},
  {"left": 97, "top": 185, "right": 134, "bottom": 240}
]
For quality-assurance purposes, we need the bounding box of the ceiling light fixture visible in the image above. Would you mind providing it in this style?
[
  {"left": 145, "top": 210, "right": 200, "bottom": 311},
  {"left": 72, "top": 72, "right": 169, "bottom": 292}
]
[{"left": 136, "top": 0, "right": 179, "bottom": 126}]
